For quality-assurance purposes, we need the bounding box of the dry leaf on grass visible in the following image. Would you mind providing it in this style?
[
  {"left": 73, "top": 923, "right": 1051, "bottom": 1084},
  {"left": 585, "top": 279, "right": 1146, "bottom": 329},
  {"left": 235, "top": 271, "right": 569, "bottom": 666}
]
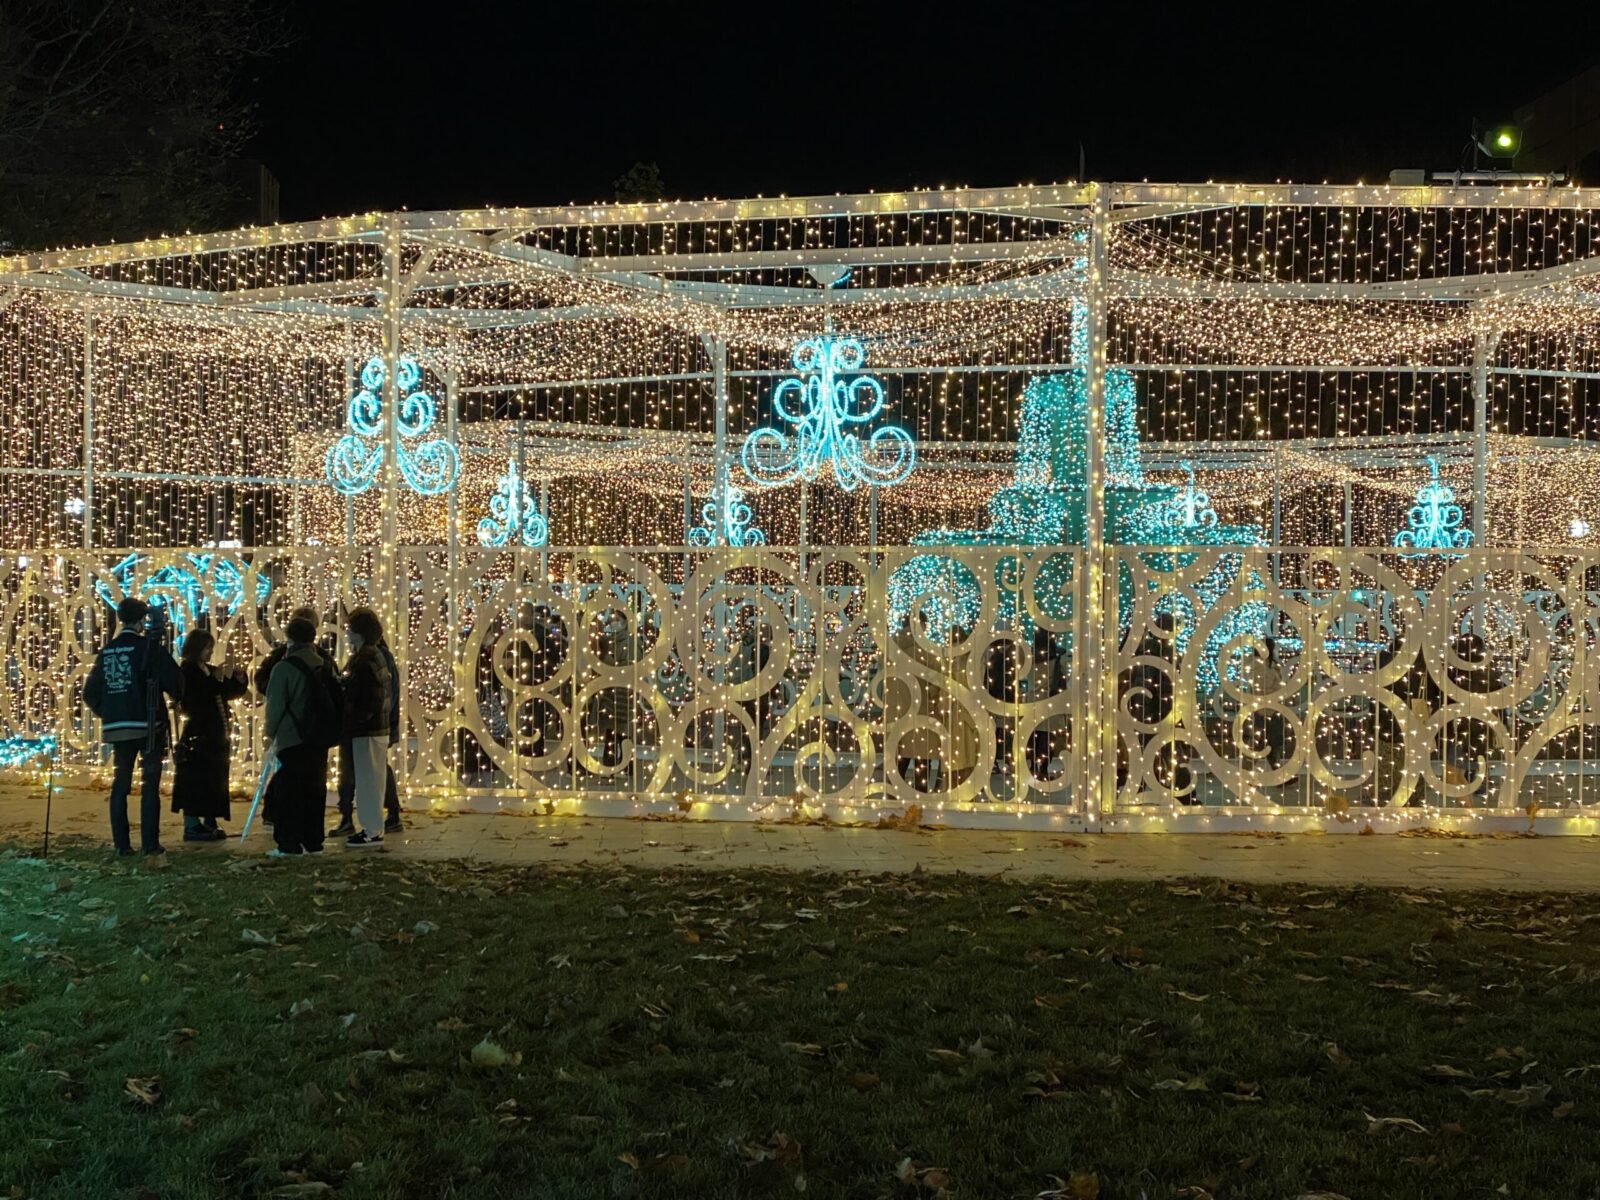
[
  {"left": 1324, "top": 1042, "right": 1353, "bottom": 1066},
  {"left": 124, "top": 1076, "right": 161, "bottom": 1107},
  {"left": 1365, "top": 1112, "right": 1429, "bottom": 1135},
  {"left": 1465, "top": 1083, "right": 1550, "bottom": 1107},
  {"left": 1036, "top": 1173, "right": 1099, "bottom": 1200},
  {"left": 239, "top": 928, "right": 276, "bottom": 947}
]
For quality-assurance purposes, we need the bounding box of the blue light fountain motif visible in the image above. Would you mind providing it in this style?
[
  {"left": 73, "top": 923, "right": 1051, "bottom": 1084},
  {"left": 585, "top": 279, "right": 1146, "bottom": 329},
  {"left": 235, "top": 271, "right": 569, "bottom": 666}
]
[
  {"left": 1393, "top": 455, "right": 1471, "bottom": 556},
  {"left": 94, "top": 553, "right": 272, "bottom": 642},
  {"left": 742, "top": 335, "right": 914, "bottom": 493},
  {"left": 687, "top": 482, "right": 765, "bottom": 547},
  {"left": 886, "top": 289, "right": 1268, "bottom": 689},
  {"left": 477, "top": 459, "right": 549, "bottom": 548},
  {"left": 326, "top": 355, "right": 460, "bottom": 496}
]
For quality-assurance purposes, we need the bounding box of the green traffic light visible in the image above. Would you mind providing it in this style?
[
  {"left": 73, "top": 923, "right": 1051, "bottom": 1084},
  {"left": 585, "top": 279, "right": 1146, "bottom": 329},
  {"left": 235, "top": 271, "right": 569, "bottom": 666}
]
[{"left": 1496, "top": 132, "right": 1513, "bottom": 148}]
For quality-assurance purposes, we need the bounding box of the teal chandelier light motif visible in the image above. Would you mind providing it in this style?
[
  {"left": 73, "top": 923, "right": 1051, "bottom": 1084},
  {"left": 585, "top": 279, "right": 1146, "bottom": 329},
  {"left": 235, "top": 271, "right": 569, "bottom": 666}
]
[
  {"left": 688, "top": 483, "right": 765, "bottom": 547},
  {"left": 1393, "top": 455, "right": 1471, "bottom": 556},
  {"left": 741, "top": 335, "right": 914, "bottom": 492},
  {"left": 477, "top": 459, "right": 548, "bottom": 548},
  {"left": 326, "top": 355, "right": 460, "bottom": 496},
  {"left": 1160, "top": 461, "right": 1219, "bottom": 535}
]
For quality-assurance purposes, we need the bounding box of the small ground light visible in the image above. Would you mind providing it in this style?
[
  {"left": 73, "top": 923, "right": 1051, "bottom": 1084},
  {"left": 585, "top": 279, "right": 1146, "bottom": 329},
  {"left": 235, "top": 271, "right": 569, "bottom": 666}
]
[{"left": 1571, "top": 517, "right": 1589, "bottom": 538}]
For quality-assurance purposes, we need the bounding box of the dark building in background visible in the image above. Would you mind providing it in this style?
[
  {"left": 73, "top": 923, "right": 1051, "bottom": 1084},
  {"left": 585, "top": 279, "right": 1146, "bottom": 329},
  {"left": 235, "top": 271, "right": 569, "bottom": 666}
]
[{"left": 1517, "top": 63, "right": 1600, "bottom": 183}]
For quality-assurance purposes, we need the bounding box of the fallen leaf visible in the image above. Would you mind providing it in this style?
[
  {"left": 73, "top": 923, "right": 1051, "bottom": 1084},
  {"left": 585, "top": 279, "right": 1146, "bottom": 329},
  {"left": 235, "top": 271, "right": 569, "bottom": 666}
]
[
  {"left": 1154, "top": 1076, "right": 1209, "bottom": 1091},
  {"left": 289, "top": 999, "right": 315, "bottom": 1019},
  {"left": 124, "top": 1076, "right": 161, "bottom": 1107},
  {"left": 850, "top": 1072, "right": 880, "bottom": 1092},
  {"left": 1365, "top": 1112, "right": 1429, "bottom": 1135},
  {"left": 1324, "top": 1042, "right": 1353, "bottom": 1066},
  {"left": 1036, "top": 1173, "right": 1100, "bottom": 1200},
  {"left": 781, "top": 1042, "right": 823, "bottom": 1057},
  {"left": 240, "top": 928, "right": 276, "bottom": 947},
  {"left": 435, "top": 1016, "right": 469, "bottom": 1031},
  {"left": 1466, "top": 1083, "right": 1550, "bottom": 1107},
  {"left": 413, "top": 920, "right": 438, "bottom": 935},
  {"left": 1554, "top": 1101, "right": 1576, "bottom": 1119},
  {"left": 618, "top": 1152, "right": 640, "bottom": 1170}
]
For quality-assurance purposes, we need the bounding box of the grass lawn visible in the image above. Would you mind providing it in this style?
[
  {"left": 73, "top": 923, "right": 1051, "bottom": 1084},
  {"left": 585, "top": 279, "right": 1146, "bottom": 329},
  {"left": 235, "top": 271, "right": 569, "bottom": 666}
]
[{"left": 3, "top": 842, "right": 1599, "bottom": 1199}]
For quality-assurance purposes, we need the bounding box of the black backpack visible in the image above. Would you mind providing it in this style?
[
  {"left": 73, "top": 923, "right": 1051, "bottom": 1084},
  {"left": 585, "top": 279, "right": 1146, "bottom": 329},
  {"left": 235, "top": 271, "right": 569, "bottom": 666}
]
[{"left": 283, "top": 656, "right": 343, "bottom": 750}]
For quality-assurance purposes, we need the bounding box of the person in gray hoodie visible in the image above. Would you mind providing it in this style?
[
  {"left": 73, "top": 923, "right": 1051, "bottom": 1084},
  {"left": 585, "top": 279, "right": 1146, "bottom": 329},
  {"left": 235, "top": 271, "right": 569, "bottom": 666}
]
[{"left": 263, "top": 615, "right": 342, "bottom": 856}]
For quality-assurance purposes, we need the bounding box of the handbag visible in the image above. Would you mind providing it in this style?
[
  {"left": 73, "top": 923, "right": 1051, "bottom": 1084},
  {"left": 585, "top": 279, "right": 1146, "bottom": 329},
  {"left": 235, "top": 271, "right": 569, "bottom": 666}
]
[{"left": 171, "top": 727, "right": 200, "bottom": 766}]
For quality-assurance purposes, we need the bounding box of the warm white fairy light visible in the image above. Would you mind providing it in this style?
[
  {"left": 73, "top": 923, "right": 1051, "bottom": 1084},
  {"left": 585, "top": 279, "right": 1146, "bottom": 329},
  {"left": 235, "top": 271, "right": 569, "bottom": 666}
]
[{"left": 2, "top": 182, "right": 1600, "bottom": 828}]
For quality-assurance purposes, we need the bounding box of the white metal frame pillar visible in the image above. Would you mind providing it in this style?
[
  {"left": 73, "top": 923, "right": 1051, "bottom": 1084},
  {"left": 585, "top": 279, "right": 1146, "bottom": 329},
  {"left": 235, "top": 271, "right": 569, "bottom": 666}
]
[
  {"left": 1471, "top": 332, "right": 1498, "bottom": 544},
  {"left": 378, "top": 220, "right": 404, "bottom": 607},
  {"left": 378, "top": 219, "right": 405, "bottom": 792},
  {"left": 343, "top": 320, "right": 357, "bottom": 549},
  {"left": 81, "top": 315, "right": 94, "bottom": 550},
  {"left": 1083, "top": 185, "right": 1114, "bottom": 819},
  {"left": 705, "top": 334, "right": 730, "bottom": 545}
]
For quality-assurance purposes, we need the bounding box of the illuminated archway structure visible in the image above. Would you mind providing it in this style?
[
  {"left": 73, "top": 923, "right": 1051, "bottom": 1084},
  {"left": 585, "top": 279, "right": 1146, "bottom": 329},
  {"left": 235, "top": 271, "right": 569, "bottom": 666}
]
[{"left": 3, "top": 182, "right": 1600, "bottom": 832}]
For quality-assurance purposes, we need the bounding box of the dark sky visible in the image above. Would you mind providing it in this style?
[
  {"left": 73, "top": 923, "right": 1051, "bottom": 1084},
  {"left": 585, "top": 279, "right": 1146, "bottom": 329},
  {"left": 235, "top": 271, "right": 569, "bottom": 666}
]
[{"left": 251, "top": 1, "right": 1600, "bottom": 220}]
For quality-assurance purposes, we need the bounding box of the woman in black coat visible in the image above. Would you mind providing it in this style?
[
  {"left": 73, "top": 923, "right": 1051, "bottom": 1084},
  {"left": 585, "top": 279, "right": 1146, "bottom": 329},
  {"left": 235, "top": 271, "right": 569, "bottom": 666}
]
[{"left": 171, "top": 628, "right": 249, "bottom": 842}]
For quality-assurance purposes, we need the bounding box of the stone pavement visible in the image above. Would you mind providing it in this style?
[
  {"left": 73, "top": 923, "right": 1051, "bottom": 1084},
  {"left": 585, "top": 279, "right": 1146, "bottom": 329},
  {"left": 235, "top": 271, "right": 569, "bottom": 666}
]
[{"left": 4, "top": 781, "right": 1599, "bottom": 891}]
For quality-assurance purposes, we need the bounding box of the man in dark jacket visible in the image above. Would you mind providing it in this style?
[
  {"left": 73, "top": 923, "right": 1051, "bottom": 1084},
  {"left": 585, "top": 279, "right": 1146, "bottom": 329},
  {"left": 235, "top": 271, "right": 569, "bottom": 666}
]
[
  {"left": 83, "top": 597, "right": 185, "bottom": 856},
  {"left": 331, "top": 632, "right": 402, "bottom": 838}
]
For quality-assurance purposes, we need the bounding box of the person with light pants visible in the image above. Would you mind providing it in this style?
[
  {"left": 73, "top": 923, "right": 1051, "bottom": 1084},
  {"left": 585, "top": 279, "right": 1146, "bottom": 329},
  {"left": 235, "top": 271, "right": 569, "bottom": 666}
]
[{"left": 339, "top": 606, "right": 392, "bottom": 849}]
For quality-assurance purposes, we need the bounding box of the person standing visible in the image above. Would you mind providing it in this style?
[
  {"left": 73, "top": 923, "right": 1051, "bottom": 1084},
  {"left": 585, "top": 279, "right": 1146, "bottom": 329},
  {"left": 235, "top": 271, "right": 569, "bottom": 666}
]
[
  {"left": 171, "top": 629, "right": 248, "bottom": 841},
  {"left": 255, "top": 605, "right": 338, "bottom": 828},
  {"left": 331, "top": 628, "right": 402, "bottom": 838},
  {"left": 263, "top": 615, "right": 341, "bottom": 856},
  {"left": 340, "top": 606, "right": 391, "bottom": 849},
  {"left": 83, "top": 597, "right": 184, "bottom": 857}
]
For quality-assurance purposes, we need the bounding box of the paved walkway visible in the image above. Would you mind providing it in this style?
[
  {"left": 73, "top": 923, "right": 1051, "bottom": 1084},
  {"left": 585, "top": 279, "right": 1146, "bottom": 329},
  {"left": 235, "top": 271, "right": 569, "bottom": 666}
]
[{"left": 4, "top": 781, "right": 1599, "bottom": 891}]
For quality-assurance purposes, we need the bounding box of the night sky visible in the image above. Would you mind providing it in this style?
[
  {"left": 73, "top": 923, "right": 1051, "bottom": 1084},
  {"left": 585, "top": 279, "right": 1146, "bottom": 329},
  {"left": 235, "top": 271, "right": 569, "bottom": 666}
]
[{"left": 252, "top": 2, "right": 1600, "bottom": 220}]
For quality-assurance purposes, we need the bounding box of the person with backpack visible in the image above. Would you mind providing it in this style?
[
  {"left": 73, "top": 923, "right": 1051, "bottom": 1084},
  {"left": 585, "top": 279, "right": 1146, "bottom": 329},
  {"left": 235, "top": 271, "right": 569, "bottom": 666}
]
[
  {"left": 255, "top": 605, "right": 339, "bottom": 828},
  {"left": 263, "top": 614, "right": 342, "bottom": 856},
  {"left": 340, "top": 606, "right": 392, "bottom": 849},
  {"left": 83, "top": 597, "right": 185, "bottom": 857}
]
